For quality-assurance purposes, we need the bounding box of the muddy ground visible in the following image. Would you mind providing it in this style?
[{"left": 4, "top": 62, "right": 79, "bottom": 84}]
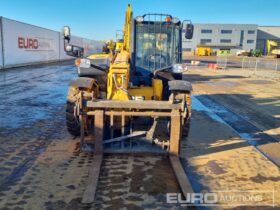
[
  {"left": 183, "top": 67, "right": 280, "bottom": 209},
  {"left": 0, "top": 62, "right": 279, "bottom": 209},
  {"left": 0, "top": 62, "right": 182, "bottom": 210}
]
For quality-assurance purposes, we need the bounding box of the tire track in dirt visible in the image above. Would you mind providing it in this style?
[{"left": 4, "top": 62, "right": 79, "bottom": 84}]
[{"left": 0, "top": 107, "right": 69, "bottom": 203}]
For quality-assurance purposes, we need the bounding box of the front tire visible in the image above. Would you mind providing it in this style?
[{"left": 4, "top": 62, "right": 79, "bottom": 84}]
[{"left": 66, "top": 87, "right": 81, "bottom": 136}]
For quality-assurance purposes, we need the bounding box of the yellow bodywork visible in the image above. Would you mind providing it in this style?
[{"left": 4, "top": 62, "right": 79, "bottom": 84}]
[
  {"left": 107, "top": 52, "right": 130, "bottom": 100},
  {"left": 87, "top": 54, "right": 112, "bottom": 59},
  {"left": 267, "top": 40, "right": 280, "bottom": 56},
  {"left": 195, "top": 47, "right": 212, "bottom": 56},
  {"left": 129, "top": 79, "right": 163, "bottom": 100},
  {"left": 106, "top": 4, "right": 163, "bottom": 101},
  {"left": 115, "top": 42, "right": 123, "bottom": 52}
]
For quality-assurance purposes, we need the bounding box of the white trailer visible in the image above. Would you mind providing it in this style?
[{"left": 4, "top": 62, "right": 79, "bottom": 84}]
[{"left": 2, "top": 17, "right": 60, "bottom": 68}]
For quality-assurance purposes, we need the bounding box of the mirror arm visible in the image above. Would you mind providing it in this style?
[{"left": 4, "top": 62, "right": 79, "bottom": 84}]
[
  {"left": 64, "top": 43, "right": 84, "bottom": 58},
  {"left": 91, "top": 63, "right": 108, "bottom": 72},
  {"left": 64, "top": 39, "right": 69, "bottom": 52}
]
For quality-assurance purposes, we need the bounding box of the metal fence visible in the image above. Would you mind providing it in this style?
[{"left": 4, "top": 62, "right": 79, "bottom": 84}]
[
  {"left": 241, "top": 57, "right": 279, "bottom": 70},
  {"left": 216, "top": 55, "right": 228, "bottom": 69},
  {"left": 241, "top": 57, "right": 280, "bottom": 79},
  {"left": 215, "top": 56, "right": 280, "bottom": 80}
]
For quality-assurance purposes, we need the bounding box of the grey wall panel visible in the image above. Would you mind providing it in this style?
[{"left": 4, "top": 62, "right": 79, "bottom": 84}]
[
  {"left": 0, "top": 17, "right": 3, "bottom": 69},
  {"left": 2, "top": 17, "right": 60, "bottom": 67},
  {"left": 82, "top": 38, "right": 103, "bottom": 56},
  {"left": 0, "top": 17, "right": 101, "bottom": 68}
]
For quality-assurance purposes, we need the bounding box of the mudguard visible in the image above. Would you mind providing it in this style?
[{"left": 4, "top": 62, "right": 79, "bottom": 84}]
[
  {"left": 69, "top": 77, "right": 98, "bottom": 90},
  {"left": 168, "top": 80, "right": 192, "bottom": 93}
]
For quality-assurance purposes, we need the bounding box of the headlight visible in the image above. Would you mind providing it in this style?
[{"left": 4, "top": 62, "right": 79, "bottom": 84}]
[
  {"left": 135, "top": 16, "right": 144, "bottom": 23},
  {"left": 171, "top": 17, "right": 180, "bottom": 24},
  {"left": 172, "top": 64, "right": 188, "bottom": 73},
  {"left": 75, "top": 58, "right": 91, "bottom": 68}
]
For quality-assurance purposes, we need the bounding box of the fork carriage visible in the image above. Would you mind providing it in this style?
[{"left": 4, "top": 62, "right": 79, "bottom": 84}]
[{"left": 78, "top": 89, "right": 191, "bottom": 156}]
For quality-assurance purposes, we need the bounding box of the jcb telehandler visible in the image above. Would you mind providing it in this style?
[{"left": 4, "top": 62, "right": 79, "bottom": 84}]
[{"left": 63, "top": 4, "right": 194, "bottom": 203}]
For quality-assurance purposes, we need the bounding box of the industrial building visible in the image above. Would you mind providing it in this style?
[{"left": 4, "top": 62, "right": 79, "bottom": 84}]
[
  {"left": 257, "top": 26, "right": 280, "bottom": 54},
  {"left": 183, "top": 23, "right": 280, "bottom": 55},
  {"left": 182, "top": 23, "right": 258, "bottom": 54}
]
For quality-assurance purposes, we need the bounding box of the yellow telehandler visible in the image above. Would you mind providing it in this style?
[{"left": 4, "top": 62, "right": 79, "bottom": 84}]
[{"left": 63, "top": 4, "right": 194, "bottom": 203}]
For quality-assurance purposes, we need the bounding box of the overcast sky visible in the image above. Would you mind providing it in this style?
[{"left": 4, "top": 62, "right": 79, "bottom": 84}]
[{"left": 1, "top": 0, "right": 279, "bottom": 40}]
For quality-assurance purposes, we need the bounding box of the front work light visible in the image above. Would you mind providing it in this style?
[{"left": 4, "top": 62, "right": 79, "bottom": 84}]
[
  {"left": 171, "top": 17, "right": 180, "bottom": 24},
  {"left": 135, "top": 16, "right": 144, "bottom": 23},
  {"left": 75, "top": 58, "right": 91, "bottom": 68},
  {"left": 172, "top": 64, "right": 188, "bottom": 73}
]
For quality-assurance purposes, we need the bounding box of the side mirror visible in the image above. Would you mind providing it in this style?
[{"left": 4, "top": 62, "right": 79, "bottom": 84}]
[
  {"left": 185, "top": 23, "right": 194, "bottom": 39},
  {"left": 65, "top": 44, "right": 84, "bottom": 57},
  {"left": 63, "top": 26, "right": 71, "bottom": 42},
  {"left": 62, "top": 25, "right": 84, "bottom": 58}
]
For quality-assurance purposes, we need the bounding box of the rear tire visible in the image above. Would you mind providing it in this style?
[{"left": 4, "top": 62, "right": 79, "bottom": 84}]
[{"left": 66, "top": 87, "right": 80, "bottom": 136}]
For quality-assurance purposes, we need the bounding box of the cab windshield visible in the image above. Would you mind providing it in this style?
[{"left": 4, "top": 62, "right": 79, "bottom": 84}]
[{"left": 135, "top": 22, "right": 180, "bottom": 74}]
